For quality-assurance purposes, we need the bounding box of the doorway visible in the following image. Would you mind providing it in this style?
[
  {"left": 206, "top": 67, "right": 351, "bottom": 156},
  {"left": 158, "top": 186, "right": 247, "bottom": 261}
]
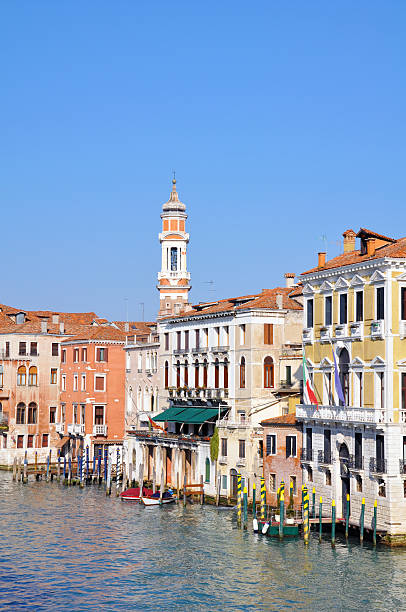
[
  {"left": 339, "top": 442, "right": 350, "bottom": 517},
  {"left": 230, "top": 469, "right": 238, "bottom": 498}
]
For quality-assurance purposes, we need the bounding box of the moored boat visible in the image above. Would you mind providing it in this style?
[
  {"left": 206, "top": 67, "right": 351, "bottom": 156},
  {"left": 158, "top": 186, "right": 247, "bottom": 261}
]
[
  {"left": 142, "top": 491, "right": 176, "bottom": 506},
  {"left": 120, "top": 487, "right": 153, "bottom": 501}
]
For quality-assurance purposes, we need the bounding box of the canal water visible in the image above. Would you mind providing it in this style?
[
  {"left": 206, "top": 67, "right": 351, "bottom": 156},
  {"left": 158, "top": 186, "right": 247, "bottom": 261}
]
[{"left": 0, "top": 474, "right": 405, "bottom": 611}]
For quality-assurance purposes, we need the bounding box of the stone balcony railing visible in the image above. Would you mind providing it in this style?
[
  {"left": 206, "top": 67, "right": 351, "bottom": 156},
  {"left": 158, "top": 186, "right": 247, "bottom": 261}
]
[
  {"left": 217, "top": 418, "right": 251, "bottom": 429},
  {"left": 335, "top": 323, "right": 348, "bottom": 339},
  {"left": 55, "top": 422, "right": 65, "bottom": 435},
  {"left": 296, "top": 404, "right": 387, "bottom": 425},
  {"left": 349, "top": 321, "right": 363, "bottom": 340},
  {"left": 93, "top": 424, "right": 107, "bottom": 436},
  {"left": 168, "top": 387, "right": 229, "bottom": 400},
  {"left": 320, "top": 326, "right": 332, "bottom": 343},
  {"left": 68, "top": 424, "right": 85, "bottom": 436},
  {"left": 211, "top": 345, "right": 230, "bottom": 354},
  {"left": 371, "top": 320, "right": 384, "bottom": 339},
  {"left": 302, "top": 328, "right": 313, "bottom": 344}
]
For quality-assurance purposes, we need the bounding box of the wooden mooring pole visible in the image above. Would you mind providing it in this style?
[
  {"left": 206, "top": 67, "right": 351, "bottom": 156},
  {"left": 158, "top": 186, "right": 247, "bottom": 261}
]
[
  {"left": 57, "top": 451, "right": 61, "bottom": 482},
  {"left": 12, "top": 456, "right": 17, "bottom": 481},
  {"left": 17, "top": 457, "right": 22, "bottom": 482},
  {"left": 360, "top": 497, "right": 365, "bottom": 544},
  {"left": 319, "top": 496, "right": 323, "bottom": 543},
  {"left": 183, "top": 473, "right": 186, "bottom": 507},
  {"left": 159, "top": 467, "right": 164, "bottom": 506},
  {"left": 200, "top": 474, "right": 204, "bottom": 505},
  {"left": 23, "top": 451, "right": 28, "bottom": 484},
  {"left": 331, "top": 500, "right": 336, "bottom": 548}
]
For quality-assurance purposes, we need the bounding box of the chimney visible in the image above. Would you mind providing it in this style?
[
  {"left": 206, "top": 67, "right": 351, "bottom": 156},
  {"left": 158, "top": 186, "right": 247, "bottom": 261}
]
[
  {"left": 59, "top": 322, "right": 65, "bottom": 334},
  {"left": 366, "top": 238, "right": 376, "bottom": 256},
  {"left": 343, "top": 229, "right": 356, "bottom": 253},
  {"left": 52, "top": 314, "right": 59, "bottom": 324},
  {"left": 284, "top": 273, "right": 295, "bottom": 288},
  {"left": 124, "top": 322, "right": 129, "bottom": 332},
  {"left": 276, "top": 293, "right": 283, "bottom": 309},
  {"left": 318, "top": 252, "right": 326, "bottom": 268},
  {"left": 41, "top": 320, "right": 48, "bottom": 334}
]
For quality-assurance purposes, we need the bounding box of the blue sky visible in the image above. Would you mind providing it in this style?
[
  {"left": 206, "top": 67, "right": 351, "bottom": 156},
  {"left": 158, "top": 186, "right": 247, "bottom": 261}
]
[{"left": 1, "top": 2, "right": 405, "bottom": 321}]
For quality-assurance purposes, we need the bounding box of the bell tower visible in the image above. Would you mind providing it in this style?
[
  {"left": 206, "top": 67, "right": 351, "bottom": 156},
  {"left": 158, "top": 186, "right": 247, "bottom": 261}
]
[{"left": 157, "top": 178, "right": 191, "bottom": 317}]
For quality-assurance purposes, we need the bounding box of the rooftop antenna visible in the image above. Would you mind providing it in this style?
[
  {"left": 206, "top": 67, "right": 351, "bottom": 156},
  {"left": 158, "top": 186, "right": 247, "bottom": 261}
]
[
  {"left": 203, "top": 280, "right": 216, "bottom": 294},
  {"left": 319, "top": 234, "right": 328, "bottom": 255},
  {"left": 139, "top": 302, "right": 145, "bottom": 321},
  {"left": 124, "top": 297, "right": 128, "bottom": 323}
]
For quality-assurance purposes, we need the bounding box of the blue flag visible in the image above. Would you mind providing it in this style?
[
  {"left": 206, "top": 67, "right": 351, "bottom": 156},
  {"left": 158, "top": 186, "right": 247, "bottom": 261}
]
[{"left": 333, "top": 348, "right": 345, "bottom": 405}]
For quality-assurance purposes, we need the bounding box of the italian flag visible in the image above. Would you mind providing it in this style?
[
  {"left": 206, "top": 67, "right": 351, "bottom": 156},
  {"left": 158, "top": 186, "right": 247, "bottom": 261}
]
[{"left": 303, "top": 353, "right": 318, "bottom": 406}]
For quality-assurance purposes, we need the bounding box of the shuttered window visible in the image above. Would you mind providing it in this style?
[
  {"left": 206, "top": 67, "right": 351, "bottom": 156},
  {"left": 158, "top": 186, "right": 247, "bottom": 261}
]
[
  {"left": 266, "top": 434, "right": 276, "bottom": 456},
  {"left": 95, "top": 376, "right": 105, "bottom": 391},
  {"left": 286, "top": 436, "right": 297, "bottom": 458},
  {"left": 402, "top": 288, "right": 406, "bottom": 321},
  {"left": 264, "top": 324, "right": 273, "bottom": 344}
]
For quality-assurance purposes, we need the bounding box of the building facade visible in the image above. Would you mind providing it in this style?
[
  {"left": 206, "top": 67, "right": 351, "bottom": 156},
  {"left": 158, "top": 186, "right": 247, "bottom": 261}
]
[{"left": 297, "top": 228, "right": 406, "bottom": 540}]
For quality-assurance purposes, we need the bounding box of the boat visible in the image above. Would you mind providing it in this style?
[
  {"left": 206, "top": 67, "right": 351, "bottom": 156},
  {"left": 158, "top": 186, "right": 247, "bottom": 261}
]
[
  {"left": 256, "top": 519, "right": 299, "bottom": 537},
  {"left": 142, "top": 491, "right": 176, "bottom": 506},
  {"left": 120, "top": 487, "right": 153, "bottom": 501}
]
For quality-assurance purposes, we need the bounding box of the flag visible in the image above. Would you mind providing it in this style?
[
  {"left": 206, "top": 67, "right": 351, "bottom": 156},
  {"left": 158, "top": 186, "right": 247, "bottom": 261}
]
[
  {"left": 302, "top": 353, "right": 318, "bottom": 406},
  {"left": 332, "top": 347, "right": 345, "bottom": 405},
  {"left": 147, "top": 415, "right": 166, "bottom": 432}
]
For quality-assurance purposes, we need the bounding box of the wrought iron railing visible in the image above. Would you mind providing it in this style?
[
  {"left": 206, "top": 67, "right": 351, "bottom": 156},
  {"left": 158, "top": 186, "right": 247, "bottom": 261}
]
[
  {"left": 300, "top": 448, "right": 314, "bottom": 462},
  {"left": 318, "top": 450, "right": 332, "bottom": 465},
  {"left": 369, "top": 457, "right": 387, "bottom": 474},
  {"left": 348, "top": 454, "right": 364, "bottom": 470}
]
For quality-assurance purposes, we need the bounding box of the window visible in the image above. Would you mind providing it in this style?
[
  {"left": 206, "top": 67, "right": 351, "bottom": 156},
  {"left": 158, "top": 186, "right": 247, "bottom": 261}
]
[
  {"left": 324, "top": 372, "right": 332, "bottom": 404},
  {"left": 224, "top": 359, "right": 229, "bottom": 389},
  {"left": 81, "top": 405, "right": 85, "bottom": 424},
  {"left": 339, "top": 294, "right": 348, "bottom": 324},
  {"left": 184, "top": 361, "right": 189, "bottom": 386},
  {"left": 307, "top": 466, "right": 313, "bottom": 482},
  {"left": 355, "top": 474, "right": 362, "bottom": 493},
  {"left": 177, "top": 331, "right": 181, "bottom": 350},
  {"left": 170, "top": 246, "right": 178, "bottom": 271},
  {"left": 221, "top": 438, "right": 227, "bottom": 457},
  {"left": 355, "top": 371, "right": 363, "bottom": 407},
  {"left": 204, "top": 328, "right": 209, "bottom": 347},
  {"left": 62, "top": 374, "right": 66, "bottom": 391},
  {"left": 61, "top": 349, "right": 66, "bottom": 363},
  {"left": 264, "top": 357, "right": 274, "bottom": 388},
  {"left": 240, "top": 324, "right": 246, "bottom": 345},
  {"left": 239, "top": 439, "right": 246, "bottom": 459},
  {"left": 378, "top": 479, "right": 386, "bottom": 498},
  {"left": 0, "top": 366, "right": 3, "bottom": 388},
  {"left": 325, "top": 469, "right": 331, "bottom": 486},
  {"left": 378, "top": 372, "right": 385, "bottom": 409},
  {"left": 269, "top": 473, "right": 276, "bottom": 492},
  {"left": 28, "top": 366, "right": 37, "bottom": 386},
  {"left": 81, "top": 347, "right": 87, "bottom": 362},
  {"left": 27, "top": 434, "right": 34, "bottom": 448},
  {"left": 50, "top": 368, "right": 57, "bottom": 384},
  {"left": 355, "top": 432, "right": 362, "bottom": 469},
  {"left": 164, "top": 361, "right": 169, "bottom": 389},
  {"left": 52, "top": 343, "right": 59, "bottom": 356},
  {"left": 266, "top": 434, "right": 276, "bottom": 455},
  {"left": 203, "top": 360, "right": 208, "bottom": 388},
  {"left": 61, "top": 404, "right": 65, "bottom": 424},
  {"left": 17, "top": 366, "right": 26, "bottom": 386},
  {"left": 94, "top": 405, "right": 104, "bottom": 425},
  {"left": 73, "top": 348, "right": 79, "bottom": 362},
  {"left": 195, "top": 329, "right": 200, "bottom": 350},
  {"left": 214, "top": 359, "right": 220, "bottom": 389},
  {"left": 286, "top": 435, "right": 297, "bottom": 458},
  {"left": 18, "top": 342, "right": 26, "bottom": 356},
  {"left": 306, "top": 299, "right": 314, "bottom": 328},
  {"left": 49, "top": 407, "right": 56, "bottom": 424},
  {"left": 290, "top": 476, "right": 297, "bottom": 495},
  {"left": 185, "top": 331, "right": 189, "bottom": 350},
  {"left": 239, "top": 357, "right": 246, "bottom": 388},
  {"left": 194, "top": 360, "right": 199, "bottom": 387},
  {"left": 30, "top": 342, "right": 38, "bottom": 356},
  {"left": 356, "top": 291, "right": 364, "bottom": 322},
  {"left": 205, "top": 458, "right": 210, "bottom": 483},
  {"left": 224, "top": 326, "right": 229, "bottom": 344},
  {"left": 401, "top": 288, "right": 406, "bottom": 321},
  {"left": 16, "top": 402, "right": 25, "bottom": 424},
  {"left": 215, "top": 327, "right": 220, "bottom": 346},
  {"left": 17, "top": 435, "right": 24, "bottom": 449},
  {"left": 164, "top": 333, "right": 169, "bottom": 351},
  {"left": 176, "top": 361, "right": 181, "bottom": 387},
  {"left": 222, "top": 475, "right": 227, "bottom": 490},
  {"left": 286, "top": 366, "right": 292, "bottom": 385},
  {"left": 95, "top": 375, "right": 106, "bottom": 392},
  {"left": 376, "top": 287, "right": 385, "bottom": 320},
  {"left": 5, "top": 342, "right": 9, "bottom": 358},
  {"left": 81, "top": 374, "right": 86, "bottom": 391},
  {"left": 73, "top": 404, "right": 78, "bottom": 424},
  {"left": 42, "top": 434, "right": 49, "bottom": 448},
  {"left": 264, "top": 324, "right": 273, "bottom": 344},
  {"left": 324, "top": 429, "right": 331, "bottom": 462},
  {"left": 73, "top": 374, "right": 78, "bottom": 391},
  {"left": 27, "top": 402, "right": 37, "bottom": 424},
  {"left": 325, "top": 296, "right": 332, "bottom": 326},
  {"left": 96, "top": 347, "right": 108, "bottom": 362},
  {"left": 238, "top": 411, "right": 246, "bottom": 423}
]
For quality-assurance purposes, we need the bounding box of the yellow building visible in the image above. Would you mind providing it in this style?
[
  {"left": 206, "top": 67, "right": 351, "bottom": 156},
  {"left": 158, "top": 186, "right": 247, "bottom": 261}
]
[{"left": 297, "top": 228, "right": 406, "bottom": 542}]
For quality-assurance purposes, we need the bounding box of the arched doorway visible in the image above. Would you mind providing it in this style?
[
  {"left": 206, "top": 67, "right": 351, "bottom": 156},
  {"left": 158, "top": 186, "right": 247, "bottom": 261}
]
[
  {"left": 339, "top": 442, "right": 350, "bottom": 517},
  {"left": 230, "top": 468, "right": 238, "bottom": 499},
  {"left": 339, "top": 348, "right": 350, "bottom": 406}
]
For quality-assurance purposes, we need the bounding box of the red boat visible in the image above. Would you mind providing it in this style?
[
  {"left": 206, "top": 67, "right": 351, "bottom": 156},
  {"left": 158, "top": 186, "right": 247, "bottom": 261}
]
[{"left": 120, "top": 487, "right": 153, "bottom": 501}]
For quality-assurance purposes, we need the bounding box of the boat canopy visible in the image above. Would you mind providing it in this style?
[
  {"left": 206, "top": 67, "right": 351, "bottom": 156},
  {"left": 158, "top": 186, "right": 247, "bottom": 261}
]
[{"left": 153, "top": 406, "right": 228, "bottom": 424}]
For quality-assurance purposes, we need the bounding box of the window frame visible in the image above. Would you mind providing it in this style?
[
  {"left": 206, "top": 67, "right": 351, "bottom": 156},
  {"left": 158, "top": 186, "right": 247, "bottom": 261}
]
[
  {"left": 286, "top": 435, "right": 297, "bottom": 458},
  {"left": 266, "top": 433, "right": 276, "bottom": 456},
  {"left": 94, "top": 374, "right": 106, "bottom": 392}
]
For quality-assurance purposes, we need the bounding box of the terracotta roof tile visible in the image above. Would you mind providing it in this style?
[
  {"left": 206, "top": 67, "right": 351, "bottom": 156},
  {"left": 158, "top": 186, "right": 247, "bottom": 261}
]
[
  {"left": 261, "top": 414, "right": 299, "bottom": 426},
  {"left": 62, "top": 326, "right": 127, "bottom": 343}
]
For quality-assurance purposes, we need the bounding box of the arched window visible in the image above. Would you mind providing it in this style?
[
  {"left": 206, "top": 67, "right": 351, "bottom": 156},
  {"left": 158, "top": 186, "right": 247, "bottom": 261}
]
[
  {"left": 17, "top": 366, "right": 26, "bottom": 386},
  {"left": 205, "top": 457, "right": 210, "bottom": 483},
  {"left": 164, "top": 361, "right": 169, "bottom": 389},
  {"left": 194, "top": 360, "right": 199, "bottom": 387},
  {"left": 170, "top": 247, "right": 178, "bottom": 271},
  {"left": 224, "top": 359, "right": 229, "bottom": 389},
  {"left": 16, "top": 402, "right": 25, "bottom": 424},
  {"left": 28, "top": 402, "right": 37, "bottom": 424},
  {"left": 264, "top": 357, "right": 274, "bottom": 388},
  {"left": 184, "top": 360, "right": 189, "bottom": 387},
  {"left": 214, "top": 359, "right": 220, "bottom": 389},
  {"left": 150, "top": 392, "right": 154, "bottom": 412},
  {"left": 203, "top": 359, "right": 208, "bottom": 388},
  {"left": 339, "top": 348, "right": 350, "bottom": 406},
  {"left": 240, "top": 357, "right": 246, "bottom": 389},
  {"left": 176, "top": 360, "right": 181, "bottom": 388},
  {"left": 28, "top": 366, "right": 38, "bottom": 386}
]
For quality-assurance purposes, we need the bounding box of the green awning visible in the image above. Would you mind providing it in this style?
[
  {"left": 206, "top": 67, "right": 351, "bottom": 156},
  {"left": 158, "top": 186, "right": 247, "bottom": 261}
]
[
  {"left": 153, "top": 406, "right": 228, "bottom": 424},
  {"left": 153, "top": 406, "right": 186, "bottom": 422}
]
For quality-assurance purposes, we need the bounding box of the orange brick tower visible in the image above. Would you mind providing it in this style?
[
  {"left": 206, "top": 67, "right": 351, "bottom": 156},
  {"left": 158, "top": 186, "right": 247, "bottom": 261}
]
[{"left": 157, "top": 178, "right": 191, "bottom": 317}]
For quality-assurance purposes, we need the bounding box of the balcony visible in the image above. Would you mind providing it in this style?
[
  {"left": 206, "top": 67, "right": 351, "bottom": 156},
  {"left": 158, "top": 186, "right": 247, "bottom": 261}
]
[
  {"left": 320, "top": 326, "right": 332, "bottom": 343},
  {"left": 212, "top": 345, "right": 230, "bottom": 354},
  {"left": 369, "top": 457, "right": 387, "bottom": 474},
  {"left": 93, "top": 424, "right": 107, "bottom": 436},
  {"left": 55, "top": 422, "right": 65, "bottom": 435},
  {"left": 174, "top": 348, "right": 189, "bottom": 356},
  {"left": 219, "top": 456, "right": 228, "bottom": 465},
  {"left": 236, "top": 457, "right": 246, "bottom": 467},
  {"left": 335, "top": 323, "right": 348, "bottom": 339},
  {"left": 318, "top": 450, "right": 332, "bottom": 465},
  {"left": 371, "top": 320, "right": 384, "bottom": 339},
  {"left": 302, "top": 328, "right": 313, "bottom": 344},
  {"left": 348, "top": 455, "right": 364, "bottom": 471},
  {"left": 217, "top": 417, "right": 251, "bottom": 429},
  {"left": 349, "top": 321, "right": 363, "bottom": 340},
  {"left": 300, "top": 448, "right": 314, "bottom": 462},
  {"left": 68, "top": 424, "right": 85, "bottom": 436},
  {"left": 0, "top": 350, "right": 11, "bottom": 360},
  {"left": 296, "top": 404, "right": 387, "bottom": 425}
]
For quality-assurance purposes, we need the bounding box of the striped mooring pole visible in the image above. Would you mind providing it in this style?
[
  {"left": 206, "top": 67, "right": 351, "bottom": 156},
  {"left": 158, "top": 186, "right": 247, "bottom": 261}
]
[
  {"left": 373, "top": 500, "right": 377, "bottom": 546},
  {"left": 289, "top": 480, "right": 294, "bottom": 508},
  {"left": 252, "top": 482, "right": 256, "bottom": 519},
  {"left": 104, "top": 448, "right": 108, "bottom": 482},
  {"left": 243, "top": 486, "right": 248, "bottom": 530},
  {"left": 331, "top": 500, "right": 336, "bottom": 548},
  {"left": 57, "top": 451, "right": 61, "bottom": 482},
  {"left": 319, "top": 496, "right": 323, "bottom": 543},
  {"left": 345, "top": 493, "right": 350, "bottom": 539},
  {"left": 260, "top": 477, "right": 266, "bottom": 520},
  {"left": 63, "top": 455, "right": 67, "bottom": 480},
  {"left": 279, "top": 488, "right": 285, "bottom": 539},
  {"left": 46, "top": 451, "right": 50, "bottom": 483},
  {"left": 80, "top": 453, "right": 84, "bottom": 488},
  {"left": 360, "top": 497, "right": 365, "bottom": 544},
  {"left": 68, "top": 456, "right": 72, "bottom": 485},
  {"left": 86, "top": 445, "right": 89, "bottom": 481},
  {"left": 303, "top": 486, "right": 309, "bottom": 545},
  {"left": 312, "top": 487, "right": 316, "bottom": 519},
  {"left": 116, "top": 448, "right": 120, "bottom": 496},
  {"left": 237, "top": 473, "right": 242, "bottom": 526}
]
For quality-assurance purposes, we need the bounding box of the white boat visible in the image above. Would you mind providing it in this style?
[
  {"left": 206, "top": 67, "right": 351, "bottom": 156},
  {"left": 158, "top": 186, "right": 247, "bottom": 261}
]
[{"left": 142, "top": 494, "right": 176, "bottom": 506}]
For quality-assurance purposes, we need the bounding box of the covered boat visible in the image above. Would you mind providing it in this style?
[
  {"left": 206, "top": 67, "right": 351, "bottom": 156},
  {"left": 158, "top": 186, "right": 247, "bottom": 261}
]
[
  {"left": 142, "top": 491, "right": 176, "bottom": 506},
  {"left": 120, "top": 487, "right": 153, "bottom": 501}
]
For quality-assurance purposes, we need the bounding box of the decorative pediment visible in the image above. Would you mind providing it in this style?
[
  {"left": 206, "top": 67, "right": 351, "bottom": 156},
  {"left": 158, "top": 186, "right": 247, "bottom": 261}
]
[
  {"left": 370, "top": 356, "right": 385, "bottom": 368},
  {"left": 370, "top": 270, "right": 386, "bottom": 284},
  {"left": 335, "top": 277, "right": 350, "bottom": 290},
  {"left": 350, "top": 357, "right": 364, "bottom": 368},
  {"left": 302, "top": 283, "right": 316, "bottom": 295},
  {"left": 396, "top": 272, "right": 406, "bottom": 283},
  {"left": 304, "top": 357, "right": 315, "bottom": 369},
  {"left": 320, "top": 280, "right": 334, "bottom": 293},
  {"left": 397, "top": 358, "right": 406, "bottom": 367},
  {"left": 320, "top": 357, "right": 333, "bottom": 369},
  {"left": 350, "top": 274, "right": 365, "bottom": 287}
]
